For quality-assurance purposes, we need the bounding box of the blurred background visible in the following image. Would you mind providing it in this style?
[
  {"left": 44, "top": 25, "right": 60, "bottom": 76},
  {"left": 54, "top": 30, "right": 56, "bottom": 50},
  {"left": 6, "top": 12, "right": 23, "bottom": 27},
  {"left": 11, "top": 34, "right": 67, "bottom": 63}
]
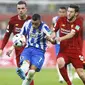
[
  {"left": 0, "top": 0, "right": 85, "bottom": 39},
  {"left": 0, "top": 0, "right": 85, "bottom": 85}
]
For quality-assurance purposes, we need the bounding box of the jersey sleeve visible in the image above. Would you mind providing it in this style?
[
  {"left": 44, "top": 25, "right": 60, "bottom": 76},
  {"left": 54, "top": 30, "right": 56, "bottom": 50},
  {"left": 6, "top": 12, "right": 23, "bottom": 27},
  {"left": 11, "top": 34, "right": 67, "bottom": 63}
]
[
  {"left": 0, "top": 19, "right": 14, "bottom": 50},
  {"left": 71, "top": 18, "right": 83, "bottom": 33},
  {"left": 53, "top": 18, "right": 60, "bottom": 32},
  {"left": 42, "top": 24, "right": 52, "bottom": 36},
  {"left": 20, "top": 20, "right": 30, "bottom": 35},
  {"left": 52, "top": 16, "right": 59, "bottom": 25},
  {"left": 28, "top": 16, "right": 32, "bottom": 20}
]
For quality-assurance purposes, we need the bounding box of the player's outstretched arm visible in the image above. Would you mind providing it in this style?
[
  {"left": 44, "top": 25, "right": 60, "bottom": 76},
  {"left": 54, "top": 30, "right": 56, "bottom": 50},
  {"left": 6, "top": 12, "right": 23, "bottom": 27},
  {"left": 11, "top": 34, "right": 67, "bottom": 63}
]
[
  {"left": 55, "top": 30, "right": 75, "bottom": 42},
  {"left": 6, "top": 45, "right": 14, "bottom": 57}
]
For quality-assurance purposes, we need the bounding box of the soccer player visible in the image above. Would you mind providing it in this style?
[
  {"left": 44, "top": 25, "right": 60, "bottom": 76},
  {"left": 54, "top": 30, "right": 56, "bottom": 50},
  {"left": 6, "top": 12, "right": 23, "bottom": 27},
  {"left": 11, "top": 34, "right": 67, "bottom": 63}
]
[
  {"left": 52, "top": 7, "right": 73, "bottom": 83},
  {"left": 0, "top": 1, "right": 34, "bottom": 85},
  {"left": 18, "top": 14, "right": 55, "bottom": 85},
  {"left": 53, "top": 4, "right": 85, "bottom": 85},
  {"left": 52, "top": 7, "right": 66, "bottom": 83}
]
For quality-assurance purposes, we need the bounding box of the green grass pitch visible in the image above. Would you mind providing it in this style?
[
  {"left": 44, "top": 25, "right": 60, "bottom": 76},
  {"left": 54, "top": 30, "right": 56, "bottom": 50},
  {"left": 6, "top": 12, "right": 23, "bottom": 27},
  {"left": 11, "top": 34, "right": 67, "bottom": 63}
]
[{"left": 0, "top": 68, "right": 83, "bottom": 85}]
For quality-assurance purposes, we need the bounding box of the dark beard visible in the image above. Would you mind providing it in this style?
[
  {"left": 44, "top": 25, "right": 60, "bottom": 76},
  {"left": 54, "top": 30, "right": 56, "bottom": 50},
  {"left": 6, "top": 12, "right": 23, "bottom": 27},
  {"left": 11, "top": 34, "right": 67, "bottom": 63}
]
[{"left": 68, "top": 15, "right": 75, "bottom": 21}]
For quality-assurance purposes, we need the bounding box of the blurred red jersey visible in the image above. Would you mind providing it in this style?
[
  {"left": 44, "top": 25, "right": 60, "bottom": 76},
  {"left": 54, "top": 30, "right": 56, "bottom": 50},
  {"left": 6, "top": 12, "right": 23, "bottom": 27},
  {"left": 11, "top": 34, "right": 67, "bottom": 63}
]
[
  {"left": 0, "top": 15, "right": 31, "bottom": 67},
  {"left": 54, "top": 16, "right": 83, "bottom": 54},
  {"left": 0, "top": 15, "right": 31, "bottom": 50}
]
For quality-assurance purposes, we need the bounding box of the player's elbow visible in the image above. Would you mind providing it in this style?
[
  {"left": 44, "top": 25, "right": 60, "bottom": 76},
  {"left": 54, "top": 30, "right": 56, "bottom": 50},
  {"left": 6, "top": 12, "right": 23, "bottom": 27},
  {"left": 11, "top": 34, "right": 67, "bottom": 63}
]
[
  {"left": 70, "top": 32, "right": 75, "bottom": 38},
  {"left": 70, "top": 30, "right": 76, "bottom": 38}
]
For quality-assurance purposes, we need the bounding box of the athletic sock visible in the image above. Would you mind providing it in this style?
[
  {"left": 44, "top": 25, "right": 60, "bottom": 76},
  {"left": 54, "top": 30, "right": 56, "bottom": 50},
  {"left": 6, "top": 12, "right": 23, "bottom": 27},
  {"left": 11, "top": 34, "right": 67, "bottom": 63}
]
[
  {"left": 30, "top": 80, "right": 34, "bottom": 85},
  {"left": 59, "top": 67, "right": 72, "bottom": 85}
]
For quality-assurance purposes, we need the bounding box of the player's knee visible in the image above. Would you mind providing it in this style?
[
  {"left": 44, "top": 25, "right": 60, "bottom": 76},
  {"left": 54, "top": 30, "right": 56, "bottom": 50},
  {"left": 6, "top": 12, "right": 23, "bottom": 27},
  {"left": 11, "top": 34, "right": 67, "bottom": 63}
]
[
  {"left": 57, "top": 57, "right": 65, "bottom": 68},
  {"left": 29, "top": 70, "right": 35, "bottom": 76},
  {"left": 76, "top": 68, "right": 85, "bottom": 80},
  {"left": 27, "top": 70, "right": 35, "bottom": 80},
  {"left": 79, "top": 72, "right": 85, "bottom": 82}
]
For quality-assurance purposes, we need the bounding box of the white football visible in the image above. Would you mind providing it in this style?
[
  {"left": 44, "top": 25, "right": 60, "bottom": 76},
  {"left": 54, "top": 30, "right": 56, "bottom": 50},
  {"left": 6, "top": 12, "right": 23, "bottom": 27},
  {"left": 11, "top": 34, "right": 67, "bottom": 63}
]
[{"left": 12, "top": 34, "right": 26, "bottom": 47}]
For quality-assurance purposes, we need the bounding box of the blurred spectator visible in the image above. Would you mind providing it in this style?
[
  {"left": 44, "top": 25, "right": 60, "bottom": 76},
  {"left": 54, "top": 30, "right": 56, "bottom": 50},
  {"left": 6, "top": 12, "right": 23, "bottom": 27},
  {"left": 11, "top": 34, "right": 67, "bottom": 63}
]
[{"left": 0, "top": 21, "right": 7, "bottom": 39}]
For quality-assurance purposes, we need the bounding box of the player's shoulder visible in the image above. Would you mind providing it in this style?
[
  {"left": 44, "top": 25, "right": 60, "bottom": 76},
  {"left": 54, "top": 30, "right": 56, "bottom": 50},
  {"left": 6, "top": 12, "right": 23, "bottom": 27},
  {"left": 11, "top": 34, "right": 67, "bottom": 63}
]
[
  {"left": 59, "top": 16, "right": 66, "bottom": 20},
  {"left": 27, "top": 15, "right": 31, "bottom": 20},
  {"left": 75, "top": 16, "right": 83, "bottom": 24},
  {"left": 52, "top": 16, "right": 59, "bottom": 20},
  {"left": 41, "top": 21, "right": 49, "bottom": 30},
  {"left": 52, "top": 16, "right": 59, "bottom": 23},
  {"left": 9, "top": 15, "right": 18, "bottom": 22},
  {"left": 10, "top": 15, "right": 18, "bottom": 20},
  {"left": 8, "top": 15, "right": 18, "bottom": 24},
  {"left": 42, "top": 21, "right": 48, "bottom": 26},
  {"left": 24, "top": 19, "right": 32, "bottom": 26},
  {"left": 22, "top": 19, "right": 32, "bottom": 30},
  {"left": 76, "top": 16, "right": 83, "bottom": 22},
  {"left": 57, "top": 16, "right": 67, "bottom": 23}
]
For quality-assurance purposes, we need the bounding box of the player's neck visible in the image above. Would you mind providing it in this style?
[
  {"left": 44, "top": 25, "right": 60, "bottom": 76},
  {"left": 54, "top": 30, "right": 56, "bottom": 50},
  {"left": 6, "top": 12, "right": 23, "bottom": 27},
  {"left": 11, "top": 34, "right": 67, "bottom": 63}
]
[
  {"left": 18, "top": 15, "right": 27, "bottom": 20},
  {"left": 68, "top": 17, "right": 77, "bottom": 23}
]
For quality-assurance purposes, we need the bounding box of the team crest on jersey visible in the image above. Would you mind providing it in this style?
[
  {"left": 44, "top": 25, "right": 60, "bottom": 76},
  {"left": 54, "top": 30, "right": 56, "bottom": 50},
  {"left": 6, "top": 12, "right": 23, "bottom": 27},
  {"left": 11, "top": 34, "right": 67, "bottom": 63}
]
[
  {"left": 75, "top": 25, "right": 80, "bottom": 30},
  {"left": 15, "top": 24, "right": 19, "bottom": 26}
]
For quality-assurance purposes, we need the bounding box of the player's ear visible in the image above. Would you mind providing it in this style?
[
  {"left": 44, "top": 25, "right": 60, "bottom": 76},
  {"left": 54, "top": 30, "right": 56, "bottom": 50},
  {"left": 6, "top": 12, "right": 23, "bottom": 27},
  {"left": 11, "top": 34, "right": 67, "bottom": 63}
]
[{"left": 75, "top": 12, "right": 79, "bottom": 17}]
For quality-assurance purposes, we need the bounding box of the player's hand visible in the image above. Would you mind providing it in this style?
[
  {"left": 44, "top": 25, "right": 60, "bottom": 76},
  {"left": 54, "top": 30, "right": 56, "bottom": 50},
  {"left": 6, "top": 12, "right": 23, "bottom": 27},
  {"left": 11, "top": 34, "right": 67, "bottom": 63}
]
[
  {"left": 6, "top": 46, "right": 14, "bottom": 57},
  {"left": 55, "top": 37, "right": 61, "bottom": 42},
  {"left": 45, "top": 36, "right": 50, "bottom": 41},
  {"left": 46, "top": 36, "right": 56, "bottom": 44},
  {"left": 6, "top": 50, "right": 12, "bottom": 57},
  {"left": 0, "top": 49, "right": 3, "bottom": 57}
]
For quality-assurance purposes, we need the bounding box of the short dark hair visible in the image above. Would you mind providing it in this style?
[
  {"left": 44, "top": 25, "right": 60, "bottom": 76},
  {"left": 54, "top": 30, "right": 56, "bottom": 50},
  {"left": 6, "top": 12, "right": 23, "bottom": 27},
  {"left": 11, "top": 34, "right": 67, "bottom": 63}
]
[
  {"left": 69, "top": 4, "right": 80, "bottom": 12},
  {"left": 32, "top": 14, "right": 41, "bottom": 21},
  {"left": 17, "top": 1, "right": 27, "bottom": 7},
  {"left": 59, "top": 6, "right": 66, "bottom": 10}
]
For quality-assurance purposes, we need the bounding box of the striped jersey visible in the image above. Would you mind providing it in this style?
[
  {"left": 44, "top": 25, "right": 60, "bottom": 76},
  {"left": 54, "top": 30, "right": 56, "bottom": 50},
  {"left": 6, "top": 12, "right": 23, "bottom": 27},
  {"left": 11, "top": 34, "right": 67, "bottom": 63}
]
[
  {"left": 20, "top": 20, "right": 52, "bottom": 51},
  {"left": 52, "top": 16, "right": 59, "bottom": 26}
]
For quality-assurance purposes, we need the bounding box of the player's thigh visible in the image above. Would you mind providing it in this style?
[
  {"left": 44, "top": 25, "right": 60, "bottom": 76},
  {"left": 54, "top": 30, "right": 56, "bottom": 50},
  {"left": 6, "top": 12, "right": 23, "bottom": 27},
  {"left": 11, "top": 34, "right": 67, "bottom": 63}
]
[
  {"left": 15, "top": 55, "right": 20, "bottom": 67},
  {"left": 15, "top": 47, "right": 24, "bottom": 62},
  {"left": 20, "top": 48, "right": 31, "bottom": 65},
  {"left": 31, "top": 49, "right": 45, "bottom": 71},
  {"left": 71, "top": 54, "right": 83, "bottom": 69},
  {"left": 57, "top": 53, "right": 69, "bottom": 66}
]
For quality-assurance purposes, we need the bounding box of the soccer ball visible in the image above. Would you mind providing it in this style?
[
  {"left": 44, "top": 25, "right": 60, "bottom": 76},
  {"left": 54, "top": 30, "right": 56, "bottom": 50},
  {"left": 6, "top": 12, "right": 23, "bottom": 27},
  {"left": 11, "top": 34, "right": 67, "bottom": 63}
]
[{"left": 12, "top": 34, "right": 26, "bottom": 47}]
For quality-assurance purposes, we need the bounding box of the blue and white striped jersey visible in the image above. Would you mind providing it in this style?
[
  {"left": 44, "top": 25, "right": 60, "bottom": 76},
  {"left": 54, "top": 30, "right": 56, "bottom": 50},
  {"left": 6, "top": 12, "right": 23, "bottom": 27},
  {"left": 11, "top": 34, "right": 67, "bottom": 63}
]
[
  {"left": 20, "top": 20, "right": 52, "bottom": 51},
  {"left": 52, "top": 16, "right": 59, "bottom": 26}
]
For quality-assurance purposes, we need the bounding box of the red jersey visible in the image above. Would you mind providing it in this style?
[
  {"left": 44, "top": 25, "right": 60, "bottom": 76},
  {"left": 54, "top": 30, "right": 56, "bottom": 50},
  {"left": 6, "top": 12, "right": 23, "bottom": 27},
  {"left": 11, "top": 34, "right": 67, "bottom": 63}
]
[
  {"left": 0, "top": 15, "right": 31, "bottom": 50},
  {"left": 54, "top": 16, "right": 83, "bottom": 54}
]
